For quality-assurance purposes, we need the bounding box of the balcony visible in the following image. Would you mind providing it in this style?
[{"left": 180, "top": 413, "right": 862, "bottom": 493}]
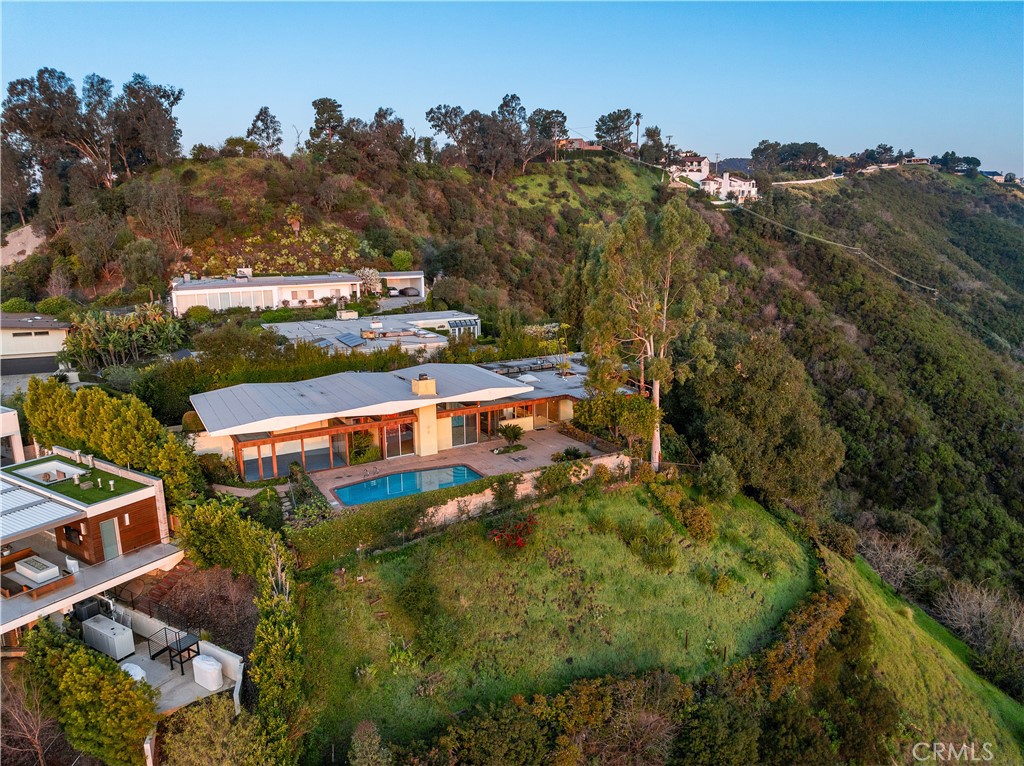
[{"left": 0, "top": 534, "right": 182, "bottom": 633}]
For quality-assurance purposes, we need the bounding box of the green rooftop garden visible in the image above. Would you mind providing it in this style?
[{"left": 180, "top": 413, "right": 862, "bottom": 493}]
[{"left": 3, "top": 455, "right": 147, "bottom": 504}]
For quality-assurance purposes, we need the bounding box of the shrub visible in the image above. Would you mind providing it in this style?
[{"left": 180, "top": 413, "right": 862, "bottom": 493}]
[
  {"left": 488, "top": 513, "right": 539, "bottom": 550},
  {"left": 592, "top": 463, "right": 612, "bottom": 485},
  {"left": 349, "top": 720, "right": 395, "bottom": 766},
  {"left": 197, "top": 452, "right": 240, "bottom": 485},
  {"left": 634, "top": 462, "right": 656, "bottom": 484},
  {"left": 551, "top": 446, "right": 588, "bottom": 463},
  {"left": 1, "top": 297, "right": 35, "bottom": 313},
  {"left": 820, "top": 520, "right": 859, "bottom": 559},
  {"left": 181, "top": 410, "right": 204, "bottom": 433},
  {"left": 184, "top": 305, "right": 215, "bottom": 325},
  {"left": 681, "top": 504, "right": 716, "bottom": 544},
  {"left": 35, "top": 295, "right": 77, "bottom": 318},
  {"left": 389, "top": 249, "right": 414, "bottom": 271},
  {"left": 490, "top": 474, "right": 521, "bottom": 512},
  {"left": 260, "top": 307, "right": 295, "bottom": 323},
  {"left": 102, "top": 364, "right": 141, "bottom": 392},
  {"left": 162, "top": 695, "right": 268, "bottom": 766},
  {"left": 243, "top": 488, "right": 285, "bottom": 531},
  {"left": 535, "top": 460, "right": 588, "bottom": 496},
  {"left": 23, "top": 621, "right": 158, "bottom": 766},
  {"left": 698, "top": 453, "right": 739, "bottom": 502}
]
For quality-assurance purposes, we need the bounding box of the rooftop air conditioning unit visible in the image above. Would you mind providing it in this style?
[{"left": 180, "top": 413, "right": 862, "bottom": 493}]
[
  {"left": 370, "top": 320, "right": 383, "bottom": 330},
  {"left": 237, "top": 267, "right": 253, "bottom": 278},
  {"left": 337, "top": 310, "right": 358, "bottom": 320}
]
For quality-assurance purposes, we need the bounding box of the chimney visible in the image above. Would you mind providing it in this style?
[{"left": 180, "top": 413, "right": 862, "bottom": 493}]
[
  {"left": 74, "top": 449, "right": 82, "bottom": 463},
  {"left": 411, "top": 373, "right": 436, "bottom": 396},
  {"left": 183, "top": 273, "right": 191, "bottom": 282}
]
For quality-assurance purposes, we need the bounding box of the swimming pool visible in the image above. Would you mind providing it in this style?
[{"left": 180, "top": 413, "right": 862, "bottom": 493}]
[{"left": 333, "top": 465, "right": 483, "bottom": 506}]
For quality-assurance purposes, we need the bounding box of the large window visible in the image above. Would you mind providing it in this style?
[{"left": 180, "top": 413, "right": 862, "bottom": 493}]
[
  {"left": 385, "top": 424, "right": 415, "bottom": 458},
  {"left": 451, "top": 414, "right": 478, "bottom": 447}
]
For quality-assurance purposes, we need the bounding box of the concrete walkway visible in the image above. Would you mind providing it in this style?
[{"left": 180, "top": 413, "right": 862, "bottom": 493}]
[{"left": 308, "top": 427, "right": 596, "bottom": 504}]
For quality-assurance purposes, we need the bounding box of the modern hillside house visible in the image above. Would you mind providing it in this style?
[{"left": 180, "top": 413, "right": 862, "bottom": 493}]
[
  {"left": 190, "top": 355, "right": 596, "bottom": 481},
  {"left": 264, "top": 310, "right": 481, "bottom": 355},
  {"left": 0, "top": 449, "right": 181, "bottom": 644},
  {"left": 168, "top": 270, "right": 426, "bottom": 314}
]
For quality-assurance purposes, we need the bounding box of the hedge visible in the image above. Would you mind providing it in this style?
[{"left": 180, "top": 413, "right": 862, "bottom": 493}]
[{"left": 291, "top": 473, "right": 516, "bottom": 570}]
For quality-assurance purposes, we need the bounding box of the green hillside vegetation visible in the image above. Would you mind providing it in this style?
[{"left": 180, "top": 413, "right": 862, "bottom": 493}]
[
  {"left": 825, "top": 551, "right": 1024, "bottom": 761},
  {"left": 297, "top": 488, "right": 812, "bottom": 754}
]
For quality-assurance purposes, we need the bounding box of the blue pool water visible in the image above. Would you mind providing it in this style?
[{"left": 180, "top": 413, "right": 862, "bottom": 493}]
[{"left": 333, "top": 465, "right": 483, "bottom": 506}]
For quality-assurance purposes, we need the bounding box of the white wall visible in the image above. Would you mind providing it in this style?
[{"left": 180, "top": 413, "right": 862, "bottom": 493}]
[{"left": 0, "top": 328, "right": 68, "bottom": 358}]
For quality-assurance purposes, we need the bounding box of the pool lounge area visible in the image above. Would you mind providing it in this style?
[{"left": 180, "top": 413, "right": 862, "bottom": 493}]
[{"left": 334, "top": 465, "right": 482, "bottom": 506}]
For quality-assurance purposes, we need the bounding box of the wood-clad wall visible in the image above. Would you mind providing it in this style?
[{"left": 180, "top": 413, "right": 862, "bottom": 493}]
[{"left": 55, "top": 497, "right": 160, "bottom": 566}]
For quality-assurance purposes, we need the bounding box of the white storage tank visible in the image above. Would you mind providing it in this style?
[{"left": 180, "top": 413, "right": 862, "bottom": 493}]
[{"left": 192, "top": 654, "right": 223, "bottom": 691}]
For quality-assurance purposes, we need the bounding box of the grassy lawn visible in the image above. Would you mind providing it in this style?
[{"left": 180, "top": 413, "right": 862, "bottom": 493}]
[
  {"left": 827, "top": 551, "right": 1024, "bottom": 760},
  {"left": 297, "top": 488, "right": 812, "bottom": 753}
]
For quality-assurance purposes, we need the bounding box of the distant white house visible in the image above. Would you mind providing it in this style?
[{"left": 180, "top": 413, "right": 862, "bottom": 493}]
[
  {"left": 169, "top": 270, "right": 427, "bottom": 314},
  {"left": 265, "top": 310, "right": 480, "bottom": 356},
  {"left": 700, "top": 172, "right": 759, "bottom": 203},
  {"left": 668, "top": 154, "right": 711, "bottom": 183},
  {"left": 980, "top": 171, "right": 1005, "bottom": 184}
]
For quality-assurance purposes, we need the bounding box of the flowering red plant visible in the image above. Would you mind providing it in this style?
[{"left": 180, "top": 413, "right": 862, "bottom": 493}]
[{"left": 488, "top": 514, "right": 538, "bottom": 550}]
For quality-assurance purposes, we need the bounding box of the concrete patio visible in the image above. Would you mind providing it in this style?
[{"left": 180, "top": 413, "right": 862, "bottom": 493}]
[
  {"left": 309, "top": 427, "right": 598, "bottom": 505},
  {"left": 123, "top": 638, "right": 235, "bottom": 714}
]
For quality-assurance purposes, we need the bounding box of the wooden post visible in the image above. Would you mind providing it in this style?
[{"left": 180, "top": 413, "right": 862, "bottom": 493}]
[{"left": 685, "top": 630, "right": 689, "bottom": 650}]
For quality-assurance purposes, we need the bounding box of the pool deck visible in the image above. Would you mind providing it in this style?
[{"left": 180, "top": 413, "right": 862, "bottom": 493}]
[{"left": 309, "top": 428, "right": 598, "bottom": 505}]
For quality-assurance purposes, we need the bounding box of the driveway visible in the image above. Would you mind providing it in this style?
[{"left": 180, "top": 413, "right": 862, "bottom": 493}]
[{"left": 308, "top": 427, "right": 597, "bottom": 504}]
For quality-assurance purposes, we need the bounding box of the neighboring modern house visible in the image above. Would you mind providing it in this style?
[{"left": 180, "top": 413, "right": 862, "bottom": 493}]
[
  {"left": 169, "top": 272, "right": 363, "bottom": 314},
  {"left": 669, "top": 154, "right": 711, "bottom": 183},
  {"left": 700, "top": 172, "right": 759, "bottom": 203},
  {"left": 264, "top": 310, "right": 480, "bottom": 355},
  {"left": 190, "top": 354, "right": 601, "bottom": 481},
  {"left": 1, "top": 406, "right": 26, "bottom": 465},
  {"left": 0, "top": 448, "right": 182, "bottom": 643},
  {"left": 0, "top": 313, "right": 71, "bottom": 375},
  {"left": 902, "top": 157, "right": 930, "bottom": 165},
  {"left": 981, "top": 171, "right": 1005, "bottom": 183}
]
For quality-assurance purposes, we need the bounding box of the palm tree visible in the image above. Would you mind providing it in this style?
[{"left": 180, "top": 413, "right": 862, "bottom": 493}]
[
  {"left": 497, "top": 423, "right": 525, "bottom": 449},
  {"left": 634, "top": 113, "right": 643, "bottom": 158}
]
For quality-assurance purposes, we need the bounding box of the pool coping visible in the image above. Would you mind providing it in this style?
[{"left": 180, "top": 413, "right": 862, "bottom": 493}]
[{"left": 330, "top": 463, "right": 485, "bottom": 507}]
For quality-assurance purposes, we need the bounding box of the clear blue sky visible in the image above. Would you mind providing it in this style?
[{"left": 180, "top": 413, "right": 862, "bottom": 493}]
[{"left": 3, "top": 2, "right": 1022, "bottom": 172}]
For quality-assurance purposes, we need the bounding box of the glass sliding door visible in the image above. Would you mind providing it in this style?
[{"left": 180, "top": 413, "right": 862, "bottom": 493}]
[
  {"left": 451, "top": 414, "right": 478, "bottom": 447},
  {"left": 384, "top": 424, "right": 415, "bottom": 458}
]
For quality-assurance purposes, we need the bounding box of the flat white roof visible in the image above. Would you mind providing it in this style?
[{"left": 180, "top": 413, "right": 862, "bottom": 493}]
[
  {"left": 172, "top": 273, "right": 361, "bottom": 291},
  {"left": 190, "top": 363, "right": 533, "bottom": 437},
  {"left": 264, "top": 311, "right": 478, "bottom": 353}
]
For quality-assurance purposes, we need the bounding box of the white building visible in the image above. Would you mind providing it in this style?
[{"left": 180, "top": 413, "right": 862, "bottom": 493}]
[
  {"left": 0, "top": 313, "right": 71, "bottom": 375},
  {"left": 669, "top": 154, "right": 711, "bottom": 183},
  {"left": 265, "top": 310, "right": 480, "bottom": 356},
  {"left": 700, "top": 172, "right": 759, "bottom": 203},
  {"left": 170, "top": 272, "right": 363, "bottom": 314},
  {"left": 1, "top": 406, "right": 25, "bottom": 464}
]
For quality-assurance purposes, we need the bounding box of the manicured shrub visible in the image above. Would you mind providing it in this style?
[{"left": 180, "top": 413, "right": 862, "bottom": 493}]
[
  {"left": 184, "top": 305, "right": 215, "bottom": 325},
  {"left": 551, "top": 446, "right": 588, "bottom": 463},
  {"left": 698, "top": 453, "right": 739, "bottom": 502},
  {"left": 181, "top": 410, "right": 204, "bottom": 433},
  {"left": 497, "top": 422, "right": 525, "bottom": 448},
  {"left": 592, "top": 463, "right": 612, "bottom": 485}
]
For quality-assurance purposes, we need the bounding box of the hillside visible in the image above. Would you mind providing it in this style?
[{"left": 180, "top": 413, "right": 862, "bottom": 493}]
[
  {"left": 825, "top": 551, "right": 1024, "bottom": 761},
  {"left": 297, "top": 489, "right": 812, "bottom": 752}
]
